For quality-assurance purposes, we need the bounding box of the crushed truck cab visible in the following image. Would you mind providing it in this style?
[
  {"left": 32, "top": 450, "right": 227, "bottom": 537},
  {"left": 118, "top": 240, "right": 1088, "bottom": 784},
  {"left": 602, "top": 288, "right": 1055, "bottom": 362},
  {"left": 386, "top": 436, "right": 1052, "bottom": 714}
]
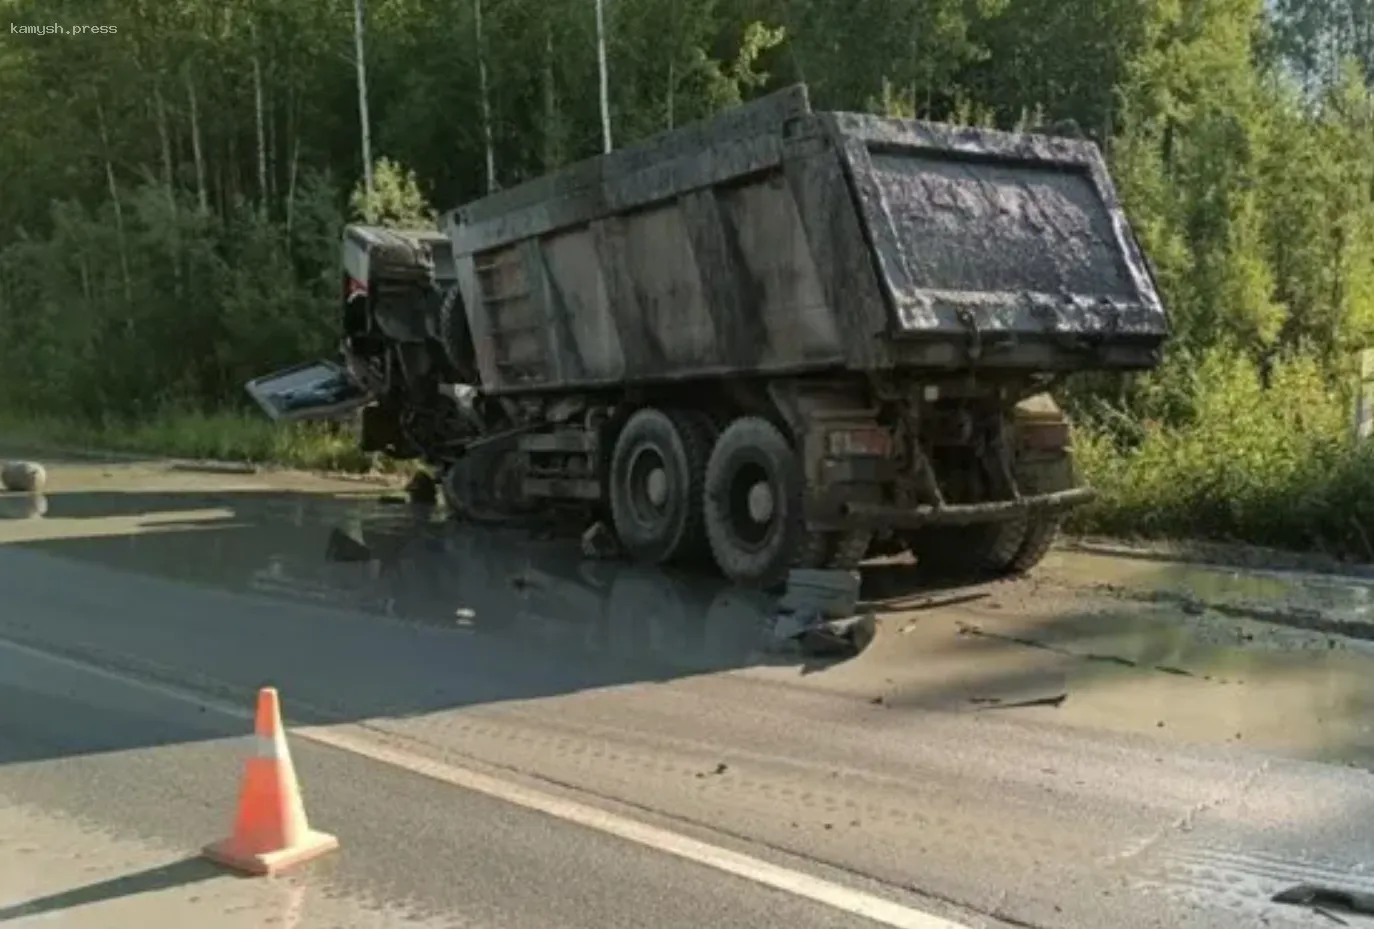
[{"left": 252, "top": 83, "right": 1167, "bottom": 588}]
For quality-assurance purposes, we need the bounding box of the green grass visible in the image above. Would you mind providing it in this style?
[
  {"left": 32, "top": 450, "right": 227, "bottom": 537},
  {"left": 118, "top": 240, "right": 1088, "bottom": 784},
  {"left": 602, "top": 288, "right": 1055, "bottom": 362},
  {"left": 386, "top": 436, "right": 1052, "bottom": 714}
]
[{"left": 0, "top": 408, "right": 411, "bottom": 475}]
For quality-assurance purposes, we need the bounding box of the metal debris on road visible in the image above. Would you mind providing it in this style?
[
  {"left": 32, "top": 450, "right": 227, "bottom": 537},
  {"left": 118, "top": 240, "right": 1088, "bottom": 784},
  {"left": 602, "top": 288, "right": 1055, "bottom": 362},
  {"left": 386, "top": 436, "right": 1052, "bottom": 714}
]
[
  {"left": 770, "top": 606, "right": 877, "bottom": 658},
  {"left": 768, "top": 569, "right": 876, "bottom": 658},
  {"left": 976, "top": 693, "right": 1069, "bottom": 711},
  {"left": 779, "top": 568, "right": 861, "bottom": 619},
  {"left": 1273, "top": 884, "right": 1374, "bottom": 923}
]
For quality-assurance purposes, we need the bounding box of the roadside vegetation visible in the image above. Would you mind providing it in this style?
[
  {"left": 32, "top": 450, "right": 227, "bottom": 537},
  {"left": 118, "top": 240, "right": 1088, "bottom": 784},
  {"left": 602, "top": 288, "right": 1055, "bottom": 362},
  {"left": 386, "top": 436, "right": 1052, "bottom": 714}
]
[
  {"left": 1, "top": 0, "right": 1372, "bottom": 558},
  {"left": 0, "top": 408, "right": 379, "bottom": 473}
]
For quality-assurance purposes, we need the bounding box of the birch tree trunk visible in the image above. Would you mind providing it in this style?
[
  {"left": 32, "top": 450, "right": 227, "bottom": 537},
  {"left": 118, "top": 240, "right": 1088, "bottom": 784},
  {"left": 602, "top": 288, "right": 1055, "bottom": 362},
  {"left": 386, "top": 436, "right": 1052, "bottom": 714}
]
[
  {"left": 286, "top": 134, "right": 301, "bottom": 239},
  {"left": 153, "top": 80, "right": 183, "bottom": 294},
  {"left": 153, "top": 82, "right": 175, "bottom": 212},
  {"left": 185, "top": 64, "right": 209, "bottom": 214},
  {"left": 544, "top": 23, "right": 557, "bottom": 169},
  {"left": 475, "top": 0, "right": 497, "bottom": 191},
  {"left": 666, "top": 0, "right": 677, "bottom": 129},
  {"left": 595, "top": 0, "right": 612, "bottom": 152},
  {"left": 266, "top": 85, "right": 276, "bottom": 204},
  {"left": 252, "top": 22, "right": 268, "bottom": 211},
  {"left": 286, "top": 87, "right": 300, "bottom": 238},
  {"left": 95, "top": 100, "right": 134, "bottom": 308},
  {"left": 354, "top": 0, "right": 374, "bottom": 200}
]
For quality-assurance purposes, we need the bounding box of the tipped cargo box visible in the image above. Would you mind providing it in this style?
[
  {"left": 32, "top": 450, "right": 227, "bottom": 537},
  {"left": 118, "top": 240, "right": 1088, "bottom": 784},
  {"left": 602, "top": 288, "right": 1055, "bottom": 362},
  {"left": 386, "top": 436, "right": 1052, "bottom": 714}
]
[
  {"left": 442, "top": 84, "right": 1166, "bottom": 395},
  {"left": 254, "top": 84, "right": 1169, "bottom": 588}
]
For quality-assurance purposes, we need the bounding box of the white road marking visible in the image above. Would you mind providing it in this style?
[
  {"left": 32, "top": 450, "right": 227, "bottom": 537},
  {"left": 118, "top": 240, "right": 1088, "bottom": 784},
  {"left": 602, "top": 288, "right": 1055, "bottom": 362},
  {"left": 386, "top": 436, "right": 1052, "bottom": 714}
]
[{"left": 0, "top": 635, "right": 971, "bottom": 929}]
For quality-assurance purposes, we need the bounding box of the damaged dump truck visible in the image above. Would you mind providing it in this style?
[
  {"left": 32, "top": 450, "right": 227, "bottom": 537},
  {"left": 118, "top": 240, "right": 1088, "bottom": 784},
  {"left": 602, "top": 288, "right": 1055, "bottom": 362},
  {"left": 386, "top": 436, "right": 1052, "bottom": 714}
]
[{"left": 249, "top": 84, "right": 1168, "bottom": 588}]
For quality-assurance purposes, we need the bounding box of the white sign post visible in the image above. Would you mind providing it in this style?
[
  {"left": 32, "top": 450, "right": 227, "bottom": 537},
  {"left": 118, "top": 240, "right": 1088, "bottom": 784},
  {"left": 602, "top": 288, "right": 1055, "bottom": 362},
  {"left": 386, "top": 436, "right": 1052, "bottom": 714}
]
[{"left": 1356, "top": 349, "right": 1374, "bottom": 442}]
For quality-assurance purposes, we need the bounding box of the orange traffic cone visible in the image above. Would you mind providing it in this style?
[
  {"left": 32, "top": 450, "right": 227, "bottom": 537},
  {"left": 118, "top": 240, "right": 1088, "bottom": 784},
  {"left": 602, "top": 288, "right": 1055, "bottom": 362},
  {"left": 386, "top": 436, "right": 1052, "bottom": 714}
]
[{"left": 203, "top": 687, "right": 339, "bottom": 876}]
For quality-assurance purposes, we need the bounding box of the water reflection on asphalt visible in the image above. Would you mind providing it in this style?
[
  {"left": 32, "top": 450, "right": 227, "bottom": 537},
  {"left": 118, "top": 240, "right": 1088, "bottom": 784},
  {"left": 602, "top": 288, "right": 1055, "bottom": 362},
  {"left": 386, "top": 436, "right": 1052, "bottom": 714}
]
[
  {"left": 1044, "top": 549, "right": 1374, "bottom": 632},
  {"left": 0, "top": 482, "right": 779, "bottom": 676}
]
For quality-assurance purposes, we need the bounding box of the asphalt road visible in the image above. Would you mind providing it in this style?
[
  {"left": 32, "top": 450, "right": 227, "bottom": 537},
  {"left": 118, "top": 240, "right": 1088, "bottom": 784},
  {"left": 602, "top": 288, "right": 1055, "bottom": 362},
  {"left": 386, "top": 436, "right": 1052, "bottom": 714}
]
[{"left": 1, "top": 458, "right": 1373, "bottom": 929}]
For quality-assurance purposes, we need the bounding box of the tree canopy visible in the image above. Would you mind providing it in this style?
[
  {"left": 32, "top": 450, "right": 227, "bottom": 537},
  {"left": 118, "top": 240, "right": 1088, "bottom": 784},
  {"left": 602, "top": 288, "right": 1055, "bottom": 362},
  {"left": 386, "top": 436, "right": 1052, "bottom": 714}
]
[{"left": 0, "top": 0, "right": 1372, "bottom": 422}]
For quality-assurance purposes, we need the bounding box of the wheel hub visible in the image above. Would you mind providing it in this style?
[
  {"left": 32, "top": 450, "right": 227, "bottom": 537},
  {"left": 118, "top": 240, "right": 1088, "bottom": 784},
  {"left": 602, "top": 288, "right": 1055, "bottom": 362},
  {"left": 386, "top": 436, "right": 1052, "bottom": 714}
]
[
  {"left": 746, "top": 481, "right": 774, "bottom": 523},
  {"left": 646, "top": 467, "right": 669, "bottom": 508}
]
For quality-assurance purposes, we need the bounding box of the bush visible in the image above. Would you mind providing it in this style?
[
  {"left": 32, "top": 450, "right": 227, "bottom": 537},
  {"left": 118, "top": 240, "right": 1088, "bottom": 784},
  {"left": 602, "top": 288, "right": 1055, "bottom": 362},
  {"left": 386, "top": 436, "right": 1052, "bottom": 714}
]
[{"left": 1069, "top": 347, "right": 1374, "bottom": 561}]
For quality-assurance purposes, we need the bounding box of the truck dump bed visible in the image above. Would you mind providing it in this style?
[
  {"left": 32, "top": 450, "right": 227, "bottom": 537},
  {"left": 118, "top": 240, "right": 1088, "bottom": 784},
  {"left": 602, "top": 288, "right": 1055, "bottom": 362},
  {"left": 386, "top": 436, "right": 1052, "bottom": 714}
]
[{"left": 444, "top": 84, "right": 1167, "bottom": 395}]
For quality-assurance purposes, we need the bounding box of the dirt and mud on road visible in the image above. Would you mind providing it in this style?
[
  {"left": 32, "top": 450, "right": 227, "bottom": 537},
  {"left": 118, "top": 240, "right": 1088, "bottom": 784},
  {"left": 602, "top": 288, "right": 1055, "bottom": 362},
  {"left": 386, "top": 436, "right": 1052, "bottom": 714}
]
[
  {"left": 2, "top": 455, "right": 1373, "bottom": 929},
  {"left": 4, "top": 454, "right": 1372, "bottom": 768}
]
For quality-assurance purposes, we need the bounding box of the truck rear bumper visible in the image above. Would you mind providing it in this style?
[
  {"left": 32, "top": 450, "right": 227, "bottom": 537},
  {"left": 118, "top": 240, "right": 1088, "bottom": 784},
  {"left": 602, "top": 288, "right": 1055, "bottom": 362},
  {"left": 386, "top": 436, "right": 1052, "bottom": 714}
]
[{"left": 842, "top": 487, "right": 1095, "bottom": 529}]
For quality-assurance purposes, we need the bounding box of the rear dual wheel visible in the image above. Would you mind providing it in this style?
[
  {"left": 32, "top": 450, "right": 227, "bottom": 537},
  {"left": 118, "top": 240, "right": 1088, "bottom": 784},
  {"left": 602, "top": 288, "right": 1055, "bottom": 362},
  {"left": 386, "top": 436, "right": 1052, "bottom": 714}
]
[
  {"left": 613, "top": 411, "right": 866, "bottom": 588},
  {"left": 905, "top": 454, "right": 1073, "bottom": 580},
  {"left": 905, "top": 519, "right": 1029, "bottom": 580},
  {"left": 907, "top": 512, "right": 1061, "bottom": 580},
  {"left": 701, "top": 417, "right": 807, "bottom": 589},
  {"left": 608, "top": 408, "right": 715, "bottom": 566}
]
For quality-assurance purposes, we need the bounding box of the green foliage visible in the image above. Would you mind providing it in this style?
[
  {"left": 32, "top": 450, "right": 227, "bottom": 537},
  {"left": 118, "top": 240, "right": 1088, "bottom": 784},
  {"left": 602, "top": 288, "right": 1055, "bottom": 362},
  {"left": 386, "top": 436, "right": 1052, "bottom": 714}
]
[
  {"left": 1070, "top": 347, "right": 1374, "bottom": 560},
  {"left": 349, "top": 157, "right": 436, "bottom": 229}
]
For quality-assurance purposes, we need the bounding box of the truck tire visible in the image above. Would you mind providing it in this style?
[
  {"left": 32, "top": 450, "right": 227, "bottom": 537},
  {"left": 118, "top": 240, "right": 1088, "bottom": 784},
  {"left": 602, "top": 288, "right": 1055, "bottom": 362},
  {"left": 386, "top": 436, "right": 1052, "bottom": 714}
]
[
  {"left": 999, "top": 395, "right": 1075, "bottom": 574},
  {"left": 440, "top": 434, "right": 533, "bottom": 525},
  {"left": 1007, "top": 513, "right": 1060, "bottom": 573},
  {"left": 906, "top": 520, "right": 1027, "bottom": 581},
  {"left": 702, "top": 416, "right": 806, "bottom": 589},
  {"left": 609, "top": 408, "right": 712, "bottom": 565},
  {"left": 1001, "top": 452, "right": 1075, "bottom": 573}
]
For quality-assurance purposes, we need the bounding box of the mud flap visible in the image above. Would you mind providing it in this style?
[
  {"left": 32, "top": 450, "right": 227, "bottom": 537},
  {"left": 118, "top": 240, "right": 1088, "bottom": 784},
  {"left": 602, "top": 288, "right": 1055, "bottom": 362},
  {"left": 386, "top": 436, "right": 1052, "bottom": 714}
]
[{"left": 244, "top": 360, "right": 373, "bottom": 423}]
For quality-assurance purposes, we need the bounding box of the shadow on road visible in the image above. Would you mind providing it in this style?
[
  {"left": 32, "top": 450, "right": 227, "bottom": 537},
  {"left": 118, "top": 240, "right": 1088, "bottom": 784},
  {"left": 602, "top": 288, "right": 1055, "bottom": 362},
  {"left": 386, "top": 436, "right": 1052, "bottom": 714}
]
[{"left": 0, "top": 857, "right": 223, "bottom": 921}]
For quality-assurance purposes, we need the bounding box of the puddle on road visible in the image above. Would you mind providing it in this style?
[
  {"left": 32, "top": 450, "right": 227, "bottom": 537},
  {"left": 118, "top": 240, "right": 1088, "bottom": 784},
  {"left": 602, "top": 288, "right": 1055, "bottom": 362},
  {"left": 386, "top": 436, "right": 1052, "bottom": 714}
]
[
  {"left": 0, "top": 463, "right": 779, "bottom": 676},
  {"left": 1042, "top": 550, "right": 1374, "bottom": 633},
  {"left": 3, "top": 460, "right": 1374, "bottom": 768}
]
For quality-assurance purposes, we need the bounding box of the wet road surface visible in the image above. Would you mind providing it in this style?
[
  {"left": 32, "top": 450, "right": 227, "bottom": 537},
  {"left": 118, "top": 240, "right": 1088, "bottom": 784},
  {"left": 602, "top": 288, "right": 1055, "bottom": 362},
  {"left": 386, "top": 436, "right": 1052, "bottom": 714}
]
[{"left": 1, "top": 457, "right": 1373, "bottom": 928}]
